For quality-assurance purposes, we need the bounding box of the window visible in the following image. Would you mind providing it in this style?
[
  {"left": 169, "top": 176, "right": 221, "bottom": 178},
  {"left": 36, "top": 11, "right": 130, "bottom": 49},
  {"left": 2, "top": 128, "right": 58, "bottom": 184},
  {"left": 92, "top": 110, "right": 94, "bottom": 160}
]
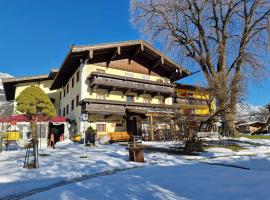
[
  {"left": 96, "top": 123, "right": 106, "bottom": 133},
  {"left": 63, "top": 107, "right": 66, "bottom": 116},
  {"left": 182, "top": 92, "right": 193, "bottom": 98},
  {"left": 66, "top": 105, "right": 69, "bottom": 115},
  {"left": 183, "top": 109, "right": 195, "bottom": 115},
  {"left": 76, "top": 94, "right": 79, "bottom": 107},
  {"left": 76, "top": 70, "right": 80, "bottom": 82},
  {"left": 50, "top": 98, "right": 55, "bottom": 104},
  {"left": 72, "top": 77, "right": 74, "bottom": 88},
  {"left": 60, "top": 92, "right": 61, "bottom": 100},
  {"left": 158, "top": 98, "right": 165, "bottom": 105},
  {"left": 143, "top": 97, "right": 151, "bottom": 104},
  {"left": 126, "top": 95, "right": 134, "bottom": 102},
  {"left": 71, "top": 99, "right": 74, "bottom": 111},
  {"left": 64, "top": 89, "right": 66, "bottom": 97},
  {"left": 66, "top": 84, "right": 69, "bottom": 94},
  {"left": 96, "top": 92, "right": 106, "bottom": 100}
]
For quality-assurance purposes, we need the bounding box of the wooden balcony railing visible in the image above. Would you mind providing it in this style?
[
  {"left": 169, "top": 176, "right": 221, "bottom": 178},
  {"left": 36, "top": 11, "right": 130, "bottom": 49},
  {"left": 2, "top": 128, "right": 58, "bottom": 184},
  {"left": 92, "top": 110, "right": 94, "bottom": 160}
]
[
  {"left": 81, "top": 98, "right": 179, "bottom": 114},
  {"left": 88, "top": 72, "right": 174, "bottom": 97},
  {"left": 175, "top": 97, "right": 209, "bottom": 106}
]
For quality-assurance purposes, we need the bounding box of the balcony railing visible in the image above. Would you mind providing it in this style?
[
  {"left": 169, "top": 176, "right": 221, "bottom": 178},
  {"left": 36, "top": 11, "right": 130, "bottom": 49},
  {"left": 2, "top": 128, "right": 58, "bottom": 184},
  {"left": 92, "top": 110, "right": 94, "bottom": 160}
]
[
  {"left": 175, "top": 97, "right": 209, "bottom": 106},
  {"left": 81, "top": 98, "right": 179, "bottom": 114},
  {"left": 88, "top": 72, "right": 174, "bottom": 97}
]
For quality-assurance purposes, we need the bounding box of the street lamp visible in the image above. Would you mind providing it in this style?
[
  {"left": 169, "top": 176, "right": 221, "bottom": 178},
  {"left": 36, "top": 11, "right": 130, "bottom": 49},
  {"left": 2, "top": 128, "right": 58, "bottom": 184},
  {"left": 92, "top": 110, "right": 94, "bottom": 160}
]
[{"left": 80, "top": 113, "right": 88, "bottom": 158}]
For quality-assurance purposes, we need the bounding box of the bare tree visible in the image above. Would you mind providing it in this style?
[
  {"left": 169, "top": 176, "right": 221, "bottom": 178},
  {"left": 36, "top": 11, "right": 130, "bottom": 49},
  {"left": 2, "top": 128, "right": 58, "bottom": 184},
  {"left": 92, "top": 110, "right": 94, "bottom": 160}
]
[{"left": 130, "top": 0, "right": 270, "bottom": 136}]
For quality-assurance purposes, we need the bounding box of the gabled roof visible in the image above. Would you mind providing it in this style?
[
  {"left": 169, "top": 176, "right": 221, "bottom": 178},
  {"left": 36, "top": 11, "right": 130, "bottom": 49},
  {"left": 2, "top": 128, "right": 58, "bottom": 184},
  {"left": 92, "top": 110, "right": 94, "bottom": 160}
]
[
  {"left": 2, "top": 70, "right": 58, "bottom": 101},
  {"left": 50, "top": 40, "right": 191, "bottom": 90},
  {"left": 235, "top": 121, "right": 266, "bottom": 127}
]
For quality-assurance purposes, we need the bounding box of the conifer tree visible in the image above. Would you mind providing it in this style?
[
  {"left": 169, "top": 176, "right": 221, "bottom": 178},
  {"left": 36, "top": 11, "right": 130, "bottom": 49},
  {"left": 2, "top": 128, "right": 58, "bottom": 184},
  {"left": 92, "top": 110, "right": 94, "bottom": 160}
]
[{"left": 16, "top": 85, "right": 56, "bottom": 168}]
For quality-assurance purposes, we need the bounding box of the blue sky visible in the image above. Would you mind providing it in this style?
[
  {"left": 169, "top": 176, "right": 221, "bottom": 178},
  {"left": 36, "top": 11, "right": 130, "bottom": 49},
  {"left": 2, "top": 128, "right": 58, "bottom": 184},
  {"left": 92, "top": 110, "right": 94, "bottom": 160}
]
[{"left": 0, "top": 0, "right": 269, "bottom": 105}]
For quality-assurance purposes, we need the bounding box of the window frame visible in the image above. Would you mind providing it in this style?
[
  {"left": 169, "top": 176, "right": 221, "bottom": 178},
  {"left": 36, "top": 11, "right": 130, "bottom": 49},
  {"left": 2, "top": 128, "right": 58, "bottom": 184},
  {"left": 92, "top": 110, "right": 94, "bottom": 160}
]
[
  {"left": 76, "top": 94, "right": 79, "bottom": 107},
  {"left": 71, "top": 99, "right": 74, "bottom": 111},
  {"left": 76, "top": 70, "right": 80, "bottom": 82},
  {"left": 126, "top": 95, "right": 135, "bottom": 102},
  {"left": 72, "top": 77, "right": 74, "bottom": 88},
  {"left": 66, "top": 104, "right": 69, "bottom": 115},
  {"left": 96, "top": 123, "right": 106, "bottom": 133},
  {"left": 96, "top": 92, "right": 106, "bottom": 100}
]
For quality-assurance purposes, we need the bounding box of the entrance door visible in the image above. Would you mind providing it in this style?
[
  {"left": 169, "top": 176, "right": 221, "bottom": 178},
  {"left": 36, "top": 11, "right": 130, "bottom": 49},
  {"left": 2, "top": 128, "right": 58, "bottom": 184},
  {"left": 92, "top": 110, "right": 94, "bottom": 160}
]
[
  {"left": 126, "top": 115, "right": 138, "bottom": 136},
  {"left": 48, "top": 123, "right": 64, "bottom": 147}
]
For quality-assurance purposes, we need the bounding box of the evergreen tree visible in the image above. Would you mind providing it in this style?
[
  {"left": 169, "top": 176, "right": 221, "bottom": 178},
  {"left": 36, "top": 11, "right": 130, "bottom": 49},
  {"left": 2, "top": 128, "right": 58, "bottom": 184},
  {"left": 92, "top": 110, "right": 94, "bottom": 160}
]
[{"left": 16, "top": 85, "right": 56, "bottom": 168}]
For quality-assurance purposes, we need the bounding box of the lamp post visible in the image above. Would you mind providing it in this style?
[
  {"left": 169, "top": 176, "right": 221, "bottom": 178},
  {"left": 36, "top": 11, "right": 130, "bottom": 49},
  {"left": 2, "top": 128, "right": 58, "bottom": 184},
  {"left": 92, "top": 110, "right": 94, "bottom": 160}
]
[{"left": 80, "top": 113, "right": 88, "bottom": 158}]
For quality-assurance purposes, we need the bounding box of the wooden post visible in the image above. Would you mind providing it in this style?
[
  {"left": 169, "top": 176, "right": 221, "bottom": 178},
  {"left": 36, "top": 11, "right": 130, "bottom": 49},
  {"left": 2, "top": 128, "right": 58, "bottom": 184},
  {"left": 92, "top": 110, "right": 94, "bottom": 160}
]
[{"left": 149, "top": 115, "right": 154, "bottom": 141}]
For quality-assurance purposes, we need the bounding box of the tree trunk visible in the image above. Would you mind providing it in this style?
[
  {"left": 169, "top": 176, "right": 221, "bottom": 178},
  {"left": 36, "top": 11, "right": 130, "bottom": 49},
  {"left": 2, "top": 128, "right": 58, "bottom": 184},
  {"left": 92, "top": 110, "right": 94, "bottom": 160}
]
[
  {"left": 210, "top": 71, "right": 237, "bottom": 136},
  {"left": 30, "top": 119, "right": 37, "bottom": 140},
  {"left": 30, "top": 116, "right": 39, "bottom": 168},
  {"left": 222, "top": 111, "right": 237, "bottom": 136}
]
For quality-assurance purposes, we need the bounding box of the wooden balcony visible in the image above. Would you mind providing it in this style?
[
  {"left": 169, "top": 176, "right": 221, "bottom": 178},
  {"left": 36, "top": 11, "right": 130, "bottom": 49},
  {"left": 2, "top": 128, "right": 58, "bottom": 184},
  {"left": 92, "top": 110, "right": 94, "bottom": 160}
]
[
  {"left": 81, "top": 98, "right": 179, "bottom": 115},
  {"left": 82, "top": 103, "right": 126, "bottom": 115},
  {"left": 175, "top": 97, "right": 209, "bottom": 107},
  {"left": 88, "top": 72, "right": 174, "bottom": 97}
]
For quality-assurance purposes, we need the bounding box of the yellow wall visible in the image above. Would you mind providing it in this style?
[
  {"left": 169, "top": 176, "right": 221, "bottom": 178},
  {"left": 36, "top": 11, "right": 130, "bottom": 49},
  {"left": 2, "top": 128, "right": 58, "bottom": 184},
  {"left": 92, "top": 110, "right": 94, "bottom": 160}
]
[
  {"left": 60, "top": 63, "right": 174, "bottom": 135},
  {"left": 59, "top": 66, "right": 82, "bottom": 134},
  {"left": 176, "top": 88, "right": 214, "bottom": 115},
  {"left": 176, "top": 88, "right": 209, "bottom": 99}
]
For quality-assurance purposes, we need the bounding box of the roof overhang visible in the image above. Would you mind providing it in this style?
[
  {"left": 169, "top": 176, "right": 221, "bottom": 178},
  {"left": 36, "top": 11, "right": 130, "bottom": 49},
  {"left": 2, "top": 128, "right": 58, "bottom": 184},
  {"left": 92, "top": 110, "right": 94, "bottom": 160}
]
[
  {"left": 50, "top": 40, "right": 191, "bottom": 90},
  {"left": 2, "top": 70, "right": 58, "bottom": 101}
]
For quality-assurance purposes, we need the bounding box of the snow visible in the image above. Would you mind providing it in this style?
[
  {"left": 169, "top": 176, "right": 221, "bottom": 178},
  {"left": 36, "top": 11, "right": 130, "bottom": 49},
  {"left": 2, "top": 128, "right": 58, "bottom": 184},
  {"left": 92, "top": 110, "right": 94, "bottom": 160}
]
[
  {"left": 23, "top": 163, "right": 270, "bottom": 200},
  {"left": 0, "top": 72, "right": 13, "bottom": 89},
  {"left": 236, "top": 102, "right": 268, "bottom": 122},
  {"left": 1, "top": 139, "right": 270, "bottom": 199},
  {"left": 0, "top": 72, "right": 13, "bottom": 105},
  {"left": 54, "top": 139, "right": 74, "bottom": 149}
]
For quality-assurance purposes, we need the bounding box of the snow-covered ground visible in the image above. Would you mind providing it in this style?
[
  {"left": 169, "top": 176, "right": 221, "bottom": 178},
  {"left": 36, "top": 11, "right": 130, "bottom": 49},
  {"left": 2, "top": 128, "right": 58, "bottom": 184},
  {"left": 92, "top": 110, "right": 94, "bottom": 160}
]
[{"left": 1, "top": 139, "right": 270, "bottom": 200}]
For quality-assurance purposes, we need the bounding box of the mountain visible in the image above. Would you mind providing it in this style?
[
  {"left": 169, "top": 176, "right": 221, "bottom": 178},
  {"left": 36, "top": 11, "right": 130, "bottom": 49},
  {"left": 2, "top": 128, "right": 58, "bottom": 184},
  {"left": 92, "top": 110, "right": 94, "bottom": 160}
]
[
  {"left": 236, "top": 102, "right": 268, "bottom": 123},
  {"left": 0, "top": 72, "right": 13, "bottom": 103}
]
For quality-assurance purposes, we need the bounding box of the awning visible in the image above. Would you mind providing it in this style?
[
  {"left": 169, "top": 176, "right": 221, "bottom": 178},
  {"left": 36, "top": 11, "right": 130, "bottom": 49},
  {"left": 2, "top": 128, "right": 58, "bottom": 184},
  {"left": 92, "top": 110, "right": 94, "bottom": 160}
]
[
  {"left": 49, "top": 116, "right": 67, "bottom": 123},
  {"left": 0, "top": 115, "right": 67, "bottom": 123},
  {"left": 0, "top": 115, "right": 27, "bottom": 123}
]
